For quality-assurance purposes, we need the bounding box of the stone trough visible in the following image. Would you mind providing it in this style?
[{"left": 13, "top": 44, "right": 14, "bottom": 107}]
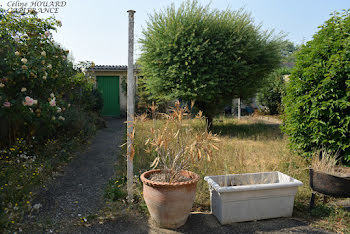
[{"left": 204, "top": 171, "right": 303, "bottom": 224}]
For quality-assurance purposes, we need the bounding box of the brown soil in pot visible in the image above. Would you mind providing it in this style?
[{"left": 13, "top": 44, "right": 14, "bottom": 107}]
[{"left": 148, "top": 170, "right": 192, "bottom": 183}]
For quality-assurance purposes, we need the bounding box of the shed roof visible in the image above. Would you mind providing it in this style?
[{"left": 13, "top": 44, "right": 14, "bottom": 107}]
[{"left": 89, "top": 65, "right": 128, "bottom": 71}]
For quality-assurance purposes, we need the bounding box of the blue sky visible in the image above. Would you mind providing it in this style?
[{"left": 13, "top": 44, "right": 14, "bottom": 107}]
[{"left": 2, "top": 0, "right": 349, "bottom": 65}]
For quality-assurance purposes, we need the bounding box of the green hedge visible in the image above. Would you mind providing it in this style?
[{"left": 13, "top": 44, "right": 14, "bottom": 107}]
[{"left": 282, "top": 10, "right": 350, "bottom": 164}]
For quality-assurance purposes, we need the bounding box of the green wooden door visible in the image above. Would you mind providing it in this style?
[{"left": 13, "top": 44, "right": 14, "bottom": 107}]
[{"left": 97, "top": 76, "right": 120, "bottom": 117}]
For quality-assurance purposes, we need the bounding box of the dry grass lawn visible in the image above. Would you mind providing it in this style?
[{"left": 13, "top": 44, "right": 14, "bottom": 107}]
[{"left": 127, "top": 116, "right": 350, "bottom": 233}]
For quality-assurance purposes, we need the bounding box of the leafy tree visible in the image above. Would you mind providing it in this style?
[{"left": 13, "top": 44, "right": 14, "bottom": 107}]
[
  {"left": 256, "top": 41, "right": 298, "bottom": 115},
  {"left": 139, "top": 1, "right": 282, "bottom": 126},
  {"left": 280, "top": 40, "right": 300, "bottom": 65},
  {"left": 282, "top": 10, "right": 350, "bottom": 164},
  {"left": 257, "top": 67, "right": 290, "bottom": 115}
]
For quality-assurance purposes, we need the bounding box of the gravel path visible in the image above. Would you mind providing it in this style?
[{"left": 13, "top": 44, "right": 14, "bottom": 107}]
[{"left": 26, "top": 118, "right": 125, "bottom": 232}]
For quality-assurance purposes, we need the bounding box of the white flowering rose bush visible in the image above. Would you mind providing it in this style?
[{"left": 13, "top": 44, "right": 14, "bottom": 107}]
[{"left": 0, "top": 8, "right": 75, "bottom": 143}]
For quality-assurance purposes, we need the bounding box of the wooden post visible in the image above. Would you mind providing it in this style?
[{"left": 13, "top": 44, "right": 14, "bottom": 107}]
[
  {"left": 127, "top": 9, "right": 135, "bottom": 203},
  {"left": 231, "top": 99, "right": 235, "bottom": 117},
  {"left": 237, "top": 98, "right": 241, "bottom": 119},
  {"left": 309, "top": 192, "right": 316, "bottom": 210}
]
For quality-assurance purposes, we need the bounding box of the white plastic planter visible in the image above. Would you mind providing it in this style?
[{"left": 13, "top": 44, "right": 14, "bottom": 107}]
[{"left": 204, "top": 172, "right": 303, "bottom": 224}]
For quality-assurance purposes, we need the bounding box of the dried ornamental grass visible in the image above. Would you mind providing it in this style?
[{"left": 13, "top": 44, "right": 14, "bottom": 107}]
[
  {"left": 312, "top": 149, "right": 350, "bottom": 177},
  {"left": 144, "top": 101, "right": 220, "bottom": 183}
]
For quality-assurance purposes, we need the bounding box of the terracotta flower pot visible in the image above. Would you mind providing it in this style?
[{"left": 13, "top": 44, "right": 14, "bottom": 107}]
[{"left": 140, "top": 169, "right": 200, "bottom": 229}]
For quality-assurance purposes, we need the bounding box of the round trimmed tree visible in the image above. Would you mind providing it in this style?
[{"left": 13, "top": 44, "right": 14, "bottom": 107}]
[
  {"left": 139, "top": 1, "right": 282, "bottom": 126},
  {"left": 282, "top": 10, "right": 350, "bottom": 163}
]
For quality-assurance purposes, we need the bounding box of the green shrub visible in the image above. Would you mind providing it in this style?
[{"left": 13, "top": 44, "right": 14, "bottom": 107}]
[
  {"left": 104, "top": 176, "right": 127, "bottom": 201},
  {"left": 282, "top": 10, "right": 350, "bottom": 164},
  {"left": 90, "top": 89, "right": 103, "bottom": 114},
  {"left": 67, "top": 73, "right": 103, "bottom": 114},
  {"left": 257, "top": 67, "right": 290, "bottom": 115}
]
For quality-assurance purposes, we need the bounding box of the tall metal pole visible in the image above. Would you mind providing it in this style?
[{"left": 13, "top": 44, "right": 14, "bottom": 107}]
[{"left": 127, "top": 9, "right": 135, "bottom": 203}]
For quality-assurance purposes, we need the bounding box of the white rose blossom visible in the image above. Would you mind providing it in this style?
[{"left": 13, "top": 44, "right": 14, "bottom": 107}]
[
  {"left": 21, "top": 58, "right": 28, "bottom": 64},
  {"left": 33, "top": 203, "right": 42, "bottom": 210},
  {"left": 21, "top": 87, "right": 27, "bottom": 92},
  {"left": 49, "top": 98, "right": 56, "bottom": 107},
  {"left": 41, "top": 51, "right": 46, "bottom": 57},
  {"left": 23, "top": 96, "right": 35, "bottom": 106}
]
